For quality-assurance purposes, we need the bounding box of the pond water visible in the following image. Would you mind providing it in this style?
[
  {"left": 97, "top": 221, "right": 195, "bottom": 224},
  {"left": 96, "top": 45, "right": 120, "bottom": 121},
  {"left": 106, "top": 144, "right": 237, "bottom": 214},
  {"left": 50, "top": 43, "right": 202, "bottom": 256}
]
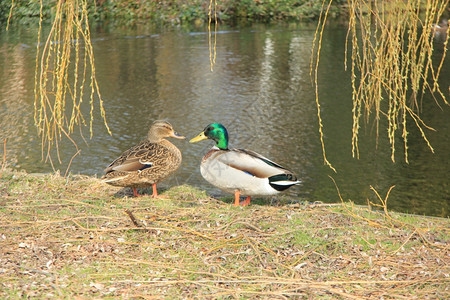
[{"left": 0, "top": 22, "right": 448, "bottom": 217}]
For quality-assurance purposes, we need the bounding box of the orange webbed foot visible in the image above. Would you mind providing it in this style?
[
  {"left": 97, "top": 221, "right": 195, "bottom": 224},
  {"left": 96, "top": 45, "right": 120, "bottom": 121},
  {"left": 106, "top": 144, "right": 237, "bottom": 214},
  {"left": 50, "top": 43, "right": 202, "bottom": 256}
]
[
  {"left": 132, "top": 187, "right": 142, "bottom": 197},
  {"left": 241, "top": 196, "right": 251, "bottom": 206},
  {"left": 150, "top": 184, "right": 168, "bottom": 198},
  {"left": 233, "top": 191, "right": 251, "bottom": 207}
]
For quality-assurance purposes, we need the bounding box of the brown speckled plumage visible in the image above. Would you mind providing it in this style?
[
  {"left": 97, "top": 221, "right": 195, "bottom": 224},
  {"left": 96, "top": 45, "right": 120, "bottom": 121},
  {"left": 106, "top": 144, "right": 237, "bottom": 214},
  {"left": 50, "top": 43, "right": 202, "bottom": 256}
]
[{"left": 102, "top": 120, "right": 184, "bottom": 197}]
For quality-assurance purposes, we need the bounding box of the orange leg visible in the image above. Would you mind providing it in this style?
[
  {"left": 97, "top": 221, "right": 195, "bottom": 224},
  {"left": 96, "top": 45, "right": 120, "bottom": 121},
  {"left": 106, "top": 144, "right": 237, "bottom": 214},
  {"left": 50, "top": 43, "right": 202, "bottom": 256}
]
[
  {"left": 132, "top": 187, "right": 140, "bottom": 197},
  {"left": 151, "top": 183, "right": 158, "bottom": 198},
  {"left": 234, "top": 190, "right": 240, "bottom": 206},
  {"left": 234, "top": 191, "right": 251, "bottom": 207}
]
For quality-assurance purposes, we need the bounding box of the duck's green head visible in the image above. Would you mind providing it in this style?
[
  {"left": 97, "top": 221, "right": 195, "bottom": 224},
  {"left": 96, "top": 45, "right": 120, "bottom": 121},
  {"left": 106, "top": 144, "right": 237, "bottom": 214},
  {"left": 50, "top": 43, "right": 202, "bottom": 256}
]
[{"left": 189, "top": 123, "right": 229, "bottom": 150}]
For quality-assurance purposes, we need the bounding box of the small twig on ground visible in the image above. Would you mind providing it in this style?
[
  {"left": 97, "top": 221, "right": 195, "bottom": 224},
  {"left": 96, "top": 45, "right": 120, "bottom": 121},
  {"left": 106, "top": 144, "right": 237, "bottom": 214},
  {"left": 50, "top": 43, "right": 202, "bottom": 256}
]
[{"left": 125, "top": 209, "right": 144, "bottom": 227}]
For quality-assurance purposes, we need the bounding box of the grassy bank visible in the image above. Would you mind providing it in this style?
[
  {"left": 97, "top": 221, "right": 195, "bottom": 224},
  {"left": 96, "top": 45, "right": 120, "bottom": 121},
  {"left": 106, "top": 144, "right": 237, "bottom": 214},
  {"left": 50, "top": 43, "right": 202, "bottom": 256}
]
[{"left": 0, "top": 169, "right": 448, "bottom": 298}]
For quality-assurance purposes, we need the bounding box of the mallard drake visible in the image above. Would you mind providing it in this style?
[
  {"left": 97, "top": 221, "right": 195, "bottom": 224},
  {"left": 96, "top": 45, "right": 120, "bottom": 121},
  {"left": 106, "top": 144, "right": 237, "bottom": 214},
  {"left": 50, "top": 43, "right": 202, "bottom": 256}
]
[
  {"left": 189, "top": 123, "right": 300, "bottom": 206},
  {"left": 102, "top": 120, "right": 185, "bottom": 197}
]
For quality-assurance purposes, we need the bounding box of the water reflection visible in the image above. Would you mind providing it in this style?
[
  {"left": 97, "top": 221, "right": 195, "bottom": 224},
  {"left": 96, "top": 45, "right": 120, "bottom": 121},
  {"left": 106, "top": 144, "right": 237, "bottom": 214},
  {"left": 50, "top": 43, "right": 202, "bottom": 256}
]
[
  {"left": 0, "top": 23, "right": 448, "bottom": 217},
  {"left": 0, "top": 33, "right": 36, "bottom": 169}
]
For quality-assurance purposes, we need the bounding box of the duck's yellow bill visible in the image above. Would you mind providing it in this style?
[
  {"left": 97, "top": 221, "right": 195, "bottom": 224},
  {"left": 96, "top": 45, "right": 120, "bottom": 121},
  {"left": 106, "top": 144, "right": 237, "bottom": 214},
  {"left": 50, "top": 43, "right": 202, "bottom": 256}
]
[{"left": 189, "top": 132, "right": 208, "bottom": 143}]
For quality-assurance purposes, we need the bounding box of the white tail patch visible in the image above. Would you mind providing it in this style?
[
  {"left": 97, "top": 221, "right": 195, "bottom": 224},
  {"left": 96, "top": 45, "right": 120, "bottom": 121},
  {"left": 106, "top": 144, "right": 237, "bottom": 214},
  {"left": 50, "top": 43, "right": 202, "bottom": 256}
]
[{"left": 271, "top": 180, "right": 301, "bottom": 186}]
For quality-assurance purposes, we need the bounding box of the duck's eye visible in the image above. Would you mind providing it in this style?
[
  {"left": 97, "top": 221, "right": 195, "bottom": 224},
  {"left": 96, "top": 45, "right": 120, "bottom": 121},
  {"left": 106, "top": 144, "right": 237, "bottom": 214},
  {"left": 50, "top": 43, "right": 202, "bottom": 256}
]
[{"left": 207, "top": 126, "right": 214, "bottom": 132}]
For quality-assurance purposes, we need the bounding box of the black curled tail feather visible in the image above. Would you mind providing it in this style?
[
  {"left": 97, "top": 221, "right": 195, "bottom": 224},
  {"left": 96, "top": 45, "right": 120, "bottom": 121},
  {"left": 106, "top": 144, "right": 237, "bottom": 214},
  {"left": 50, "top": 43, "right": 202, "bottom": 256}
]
[{"left": 268, "top": 173, "right": 300, "bottom": 191}]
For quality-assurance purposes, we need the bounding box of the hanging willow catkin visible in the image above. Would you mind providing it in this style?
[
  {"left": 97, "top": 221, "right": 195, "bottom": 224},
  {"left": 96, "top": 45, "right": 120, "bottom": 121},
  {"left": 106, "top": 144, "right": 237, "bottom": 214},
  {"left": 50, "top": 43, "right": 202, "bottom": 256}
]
[
  {"left": 313, "top": 0, "right": 449, "bottom": 167},
  {"left": 208, "top": 0, "right": 217, "bottom": 72},
  {"left": 33, "top": 0, "right": 110, "bottom": 166}
]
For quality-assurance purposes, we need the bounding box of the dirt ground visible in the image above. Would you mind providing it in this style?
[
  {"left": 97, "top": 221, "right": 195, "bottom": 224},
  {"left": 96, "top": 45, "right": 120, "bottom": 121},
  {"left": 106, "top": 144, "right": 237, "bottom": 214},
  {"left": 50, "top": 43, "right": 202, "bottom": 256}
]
[{"left": 0, "top": 170, "right": 448, "bottom": 298}]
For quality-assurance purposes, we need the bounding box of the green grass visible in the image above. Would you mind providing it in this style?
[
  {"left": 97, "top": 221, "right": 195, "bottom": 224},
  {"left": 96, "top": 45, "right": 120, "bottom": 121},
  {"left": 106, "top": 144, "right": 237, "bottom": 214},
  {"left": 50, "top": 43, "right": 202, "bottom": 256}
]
[{"left": 0, "top": 169, "right": 448, "bottom": 298}]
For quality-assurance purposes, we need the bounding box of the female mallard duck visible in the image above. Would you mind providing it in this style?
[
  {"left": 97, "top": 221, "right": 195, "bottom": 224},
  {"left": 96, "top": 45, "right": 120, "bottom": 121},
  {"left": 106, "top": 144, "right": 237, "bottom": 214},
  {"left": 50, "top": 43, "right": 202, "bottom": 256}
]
[
  {"left": 102, "top": 120, "right": 185, "bottom": 197},
  {"left": 189, "top": 123, "right": 300, "bottom": 206}
]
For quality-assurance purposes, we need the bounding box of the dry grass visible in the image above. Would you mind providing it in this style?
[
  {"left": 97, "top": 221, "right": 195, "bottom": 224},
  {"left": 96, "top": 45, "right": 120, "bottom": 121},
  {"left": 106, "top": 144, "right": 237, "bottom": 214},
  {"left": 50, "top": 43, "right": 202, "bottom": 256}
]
[{"left": 0, "top": 169, "right": 448, "bottom": 298}]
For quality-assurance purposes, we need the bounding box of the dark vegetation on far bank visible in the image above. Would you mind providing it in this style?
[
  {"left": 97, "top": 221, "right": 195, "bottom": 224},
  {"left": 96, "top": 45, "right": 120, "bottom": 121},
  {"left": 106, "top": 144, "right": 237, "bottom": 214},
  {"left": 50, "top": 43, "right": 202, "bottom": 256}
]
[{"left": 1, "top": 0, "right": 348, "bottom": 27}]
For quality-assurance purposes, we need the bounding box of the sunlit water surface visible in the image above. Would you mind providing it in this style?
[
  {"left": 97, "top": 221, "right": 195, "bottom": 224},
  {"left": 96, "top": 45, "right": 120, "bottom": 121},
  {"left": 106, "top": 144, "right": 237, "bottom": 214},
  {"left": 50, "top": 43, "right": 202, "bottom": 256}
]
[{"left": 0, "top": 23, "right": 448, "bottom": 217}]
